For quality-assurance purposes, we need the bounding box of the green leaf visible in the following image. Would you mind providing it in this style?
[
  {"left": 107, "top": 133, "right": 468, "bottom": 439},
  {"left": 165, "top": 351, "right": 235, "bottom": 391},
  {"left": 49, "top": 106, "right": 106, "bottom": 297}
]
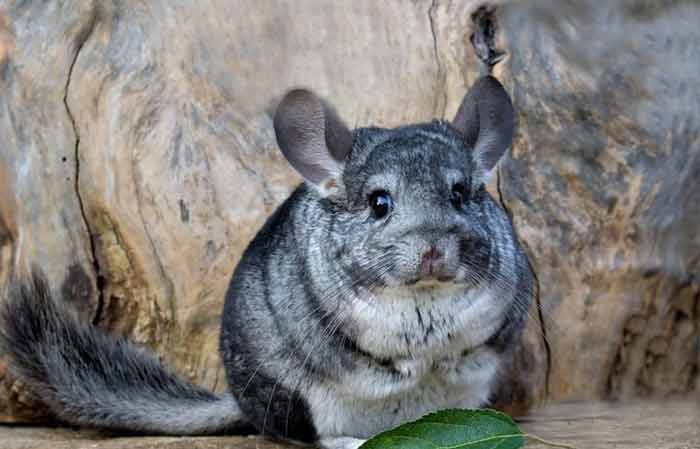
[{"left": 359, "top": 409, "right": 524, "bottom": 449}]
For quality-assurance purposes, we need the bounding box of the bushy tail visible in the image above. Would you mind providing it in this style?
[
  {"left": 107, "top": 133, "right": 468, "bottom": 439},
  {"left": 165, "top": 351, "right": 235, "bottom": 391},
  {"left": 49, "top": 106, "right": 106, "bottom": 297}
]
[{"left": 0, "top": 272, "right": 246, "bottom": 435}]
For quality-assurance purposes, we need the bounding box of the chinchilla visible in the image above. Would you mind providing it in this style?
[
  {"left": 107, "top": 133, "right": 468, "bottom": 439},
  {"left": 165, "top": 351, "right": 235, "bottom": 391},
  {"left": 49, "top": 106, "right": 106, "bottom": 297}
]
[{"left": 0, "top": 75, "right": 533, "bottom": 449}]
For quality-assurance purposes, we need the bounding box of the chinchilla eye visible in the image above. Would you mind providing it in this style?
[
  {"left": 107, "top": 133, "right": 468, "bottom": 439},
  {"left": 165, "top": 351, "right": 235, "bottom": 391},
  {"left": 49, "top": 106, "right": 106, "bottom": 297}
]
[
  {"left": 368, "top": 190, "right": 393, "bottom": 219},
  {"left": 451, "top": 182, "right": 467, "bottom": 208}
]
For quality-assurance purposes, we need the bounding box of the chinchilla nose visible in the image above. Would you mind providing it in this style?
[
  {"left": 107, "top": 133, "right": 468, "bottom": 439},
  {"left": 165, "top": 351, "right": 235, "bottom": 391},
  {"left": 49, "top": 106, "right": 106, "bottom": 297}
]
[{"left": 418, "top": 247, "right": 443, "bottom": 277}]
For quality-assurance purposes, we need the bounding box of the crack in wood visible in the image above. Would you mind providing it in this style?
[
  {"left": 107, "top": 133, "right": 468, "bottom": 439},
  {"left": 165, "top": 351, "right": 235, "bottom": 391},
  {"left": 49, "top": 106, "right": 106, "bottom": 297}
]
[{"left": 62, "top": 7, "right": 102, "bottom": 325}]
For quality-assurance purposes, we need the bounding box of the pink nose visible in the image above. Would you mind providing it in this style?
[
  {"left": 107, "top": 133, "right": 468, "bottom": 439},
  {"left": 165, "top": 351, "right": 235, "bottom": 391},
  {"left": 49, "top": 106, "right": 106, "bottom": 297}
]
[{"left": 419, "top": 248, "right": 443, "bottom": 276}]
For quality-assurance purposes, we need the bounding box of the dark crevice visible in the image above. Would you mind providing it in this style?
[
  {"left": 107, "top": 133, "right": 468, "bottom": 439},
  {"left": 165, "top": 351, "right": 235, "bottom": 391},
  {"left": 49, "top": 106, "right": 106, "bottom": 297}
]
[
  {"left": 471, "top": 4, "right": 506, "bottom": 74},
  {"left": 691, "top": 287, "right": 700, "bottom": 392},
  {"left": 428, "top": 0, "right": 447, "bottom": 118},
  {"left": 605, "top": 349, "right": 623, "bottom": 399},
  {"left": 63, "top": 11, "right": 102, "bottom": 325},
  {"left": 476, "top": 0, "right": 550, "bottom": 399},
  {"left": 497, "top": 166, "right": 552, "bottom": 398}
]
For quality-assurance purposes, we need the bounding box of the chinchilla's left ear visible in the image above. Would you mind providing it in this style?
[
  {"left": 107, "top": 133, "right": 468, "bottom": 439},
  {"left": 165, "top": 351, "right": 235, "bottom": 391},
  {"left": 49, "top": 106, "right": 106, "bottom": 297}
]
[
  {"left": 273, "top": 89, "right": 353, "bottom": 197},
  {"left": 452, "top": 76, "right": 515, "bottom": 180}
]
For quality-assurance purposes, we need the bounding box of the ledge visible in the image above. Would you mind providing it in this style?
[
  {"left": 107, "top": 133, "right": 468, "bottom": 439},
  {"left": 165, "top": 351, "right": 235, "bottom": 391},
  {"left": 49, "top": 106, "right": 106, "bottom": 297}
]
[{"left": 1, "top": 400, "right": 698, "bottom": 449}]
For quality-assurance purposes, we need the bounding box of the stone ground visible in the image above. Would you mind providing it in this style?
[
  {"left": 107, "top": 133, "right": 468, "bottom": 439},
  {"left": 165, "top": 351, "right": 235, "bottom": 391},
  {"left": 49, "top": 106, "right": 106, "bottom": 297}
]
[{"left": 0, "top": 400, "right": 698, "bottom": 449}]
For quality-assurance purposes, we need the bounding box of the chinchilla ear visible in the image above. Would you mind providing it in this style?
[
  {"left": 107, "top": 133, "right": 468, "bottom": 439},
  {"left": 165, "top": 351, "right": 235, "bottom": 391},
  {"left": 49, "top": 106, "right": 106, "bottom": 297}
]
[
  {"left": 452, "top": 76, "right": 514, "bottom": 180},
  {"left": 273, "top": 89, "right": 353, "bottom": 196}
]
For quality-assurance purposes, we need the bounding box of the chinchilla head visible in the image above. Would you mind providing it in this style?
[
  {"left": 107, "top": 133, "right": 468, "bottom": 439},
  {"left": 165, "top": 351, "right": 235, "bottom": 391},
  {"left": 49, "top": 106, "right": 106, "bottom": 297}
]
[{"left": 273, "top": 76, "right": 515, "bottom": 290}]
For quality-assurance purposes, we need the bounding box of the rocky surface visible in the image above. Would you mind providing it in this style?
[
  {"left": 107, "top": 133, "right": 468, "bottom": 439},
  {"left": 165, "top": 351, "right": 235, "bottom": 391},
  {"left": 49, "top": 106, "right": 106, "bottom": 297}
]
[
  {"left": 522, "top": 400, "right": 700, "bottom": 449},
  {"left": 1, "top": 400, "right": 698, "bottom": 449},
  {"left": 0, "top": 0, "right": 698, "bottom": 424},
  {"left": 499, "top": 1, "right": 700, "bottom": 400}
]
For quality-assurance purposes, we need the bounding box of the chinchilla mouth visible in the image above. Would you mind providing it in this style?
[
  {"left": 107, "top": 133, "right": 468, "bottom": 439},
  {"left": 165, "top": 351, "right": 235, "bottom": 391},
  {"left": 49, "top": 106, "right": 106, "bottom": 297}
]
[{"left": 402, "top": 275, "right": 459, "bottom": 288}]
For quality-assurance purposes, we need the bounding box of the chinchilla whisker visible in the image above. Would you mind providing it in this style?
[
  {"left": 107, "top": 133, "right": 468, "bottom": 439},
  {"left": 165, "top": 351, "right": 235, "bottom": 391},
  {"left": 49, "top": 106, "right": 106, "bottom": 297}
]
[
  {"left": 455, "top": 260, "right": 553, "bottom": 344},
  {"left": 288, "top": 258, "right": 391, "bottom": 334},
  {"left": 280, "top": 265, "right": 397, "bottom": 433},
  {"left": 241, "top": 257, "right": 392, "bottom": 402},
  {"left": 458, "top": 259, "right": 520, "bottom": 291},
  {"left": 254, "top": 258, "right": 394, "bottom": 415},
  {"left": 505, "top": 296, "right": 552, "bottom": 345},
  {"left": 296, "top": 262, "right": 395, "bottom": 358},
  {"left": 283, "top": 265, "right": 395, "bottom": 417}
]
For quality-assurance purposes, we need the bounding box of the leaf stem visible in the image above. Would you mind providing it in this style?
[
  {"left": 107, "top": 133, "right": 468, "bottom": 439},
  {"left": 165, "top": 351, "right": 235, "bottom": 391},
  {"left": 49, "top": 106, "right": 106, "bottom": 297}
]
[{"left": 524, "top": 433, "right": 577, "bottom": 449}]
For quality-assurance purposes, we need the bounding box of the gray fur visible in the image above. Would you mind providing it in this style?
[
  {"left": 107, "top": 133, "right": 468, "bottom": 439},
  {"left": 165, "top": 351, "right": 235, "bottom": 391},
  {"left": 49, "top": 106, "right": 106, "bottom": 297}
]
[
  {"left": 1, "top": 76, "right": 532, "bottom": 449},
  {"left": 274, "top": 89, "right": 353, "bottom": 192},
  {"left": 453, "top": 76, "right": 515, "bottom": 177},
  {"left": 0, "top": 273, "right": 246, "bottom": 435}
]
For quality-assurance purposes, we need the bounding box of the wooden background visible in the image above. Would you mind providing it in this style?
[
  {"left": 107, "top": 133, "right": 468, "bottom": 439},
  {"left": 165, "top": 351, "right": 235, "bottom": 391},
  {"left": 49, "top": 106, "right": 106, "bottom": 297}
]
[{"left": 0, "top": 0, "right": 698, "bottom": 422}]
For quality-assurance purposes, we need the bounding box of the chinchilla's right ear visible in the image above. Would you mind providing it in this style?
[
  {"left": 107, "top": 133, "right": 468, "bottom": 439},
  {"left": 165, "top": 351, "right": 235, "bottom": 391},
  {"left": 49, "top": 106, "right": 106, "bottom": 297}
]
[{"left": 273, "top": 89, "right": 353, "bottom": 197}]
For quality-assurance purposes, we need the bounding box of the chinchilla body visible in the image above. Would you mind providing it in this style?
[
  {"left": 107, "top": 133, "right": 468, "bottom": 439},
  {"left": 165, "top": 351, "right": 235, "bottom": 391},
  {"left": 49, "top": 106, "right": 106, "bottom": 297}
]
[
  {"left": 1, "top": 76, "right": 533, "bottom": 449},
  {"left": 222, "top": 120, "right": 533, "bottom": 443}
]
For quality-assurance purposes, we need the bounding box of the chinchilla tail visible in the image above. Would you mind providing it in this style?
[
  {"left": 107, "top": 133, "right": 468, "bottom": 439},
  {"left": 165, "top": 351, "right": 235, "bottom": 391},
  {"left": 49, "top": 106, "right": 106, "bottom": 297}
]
[{"left": 0, "top": 270, "right": 245, "bottom": 435}]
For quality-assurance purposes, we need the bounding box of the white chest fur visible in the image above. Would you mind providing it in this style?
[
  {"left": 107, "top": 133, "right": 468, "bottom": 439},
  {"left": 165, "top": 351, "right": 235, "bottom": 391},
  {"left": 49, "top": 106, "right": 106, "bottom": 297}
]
[
  {"left": 308, "top": 283, "right": 508, "bottom": 439},
  {"left": 351, "top": 283, "right": 508, "bottom": 359},
  {"left": 308, "top": 346, "right": 501, "bottom": 439}
]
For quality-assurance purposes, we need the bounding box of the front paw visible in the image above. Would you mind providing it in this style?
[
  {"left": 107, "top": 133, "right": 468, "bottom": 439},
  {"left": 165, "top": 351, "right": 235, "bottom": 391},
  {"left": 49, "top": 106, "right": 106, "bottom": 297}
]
[
  {"left": 434, "top": 357, "right": 457, "bottom": 380},
  {"left": 395, "top": 358, "right": 429, "bottom": 380},
  {"left": 319, "top": 437, "right": 367, "bottom": 449},
  {"left": 436, "top": 347, "right": 500, "bottom": 387}
]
